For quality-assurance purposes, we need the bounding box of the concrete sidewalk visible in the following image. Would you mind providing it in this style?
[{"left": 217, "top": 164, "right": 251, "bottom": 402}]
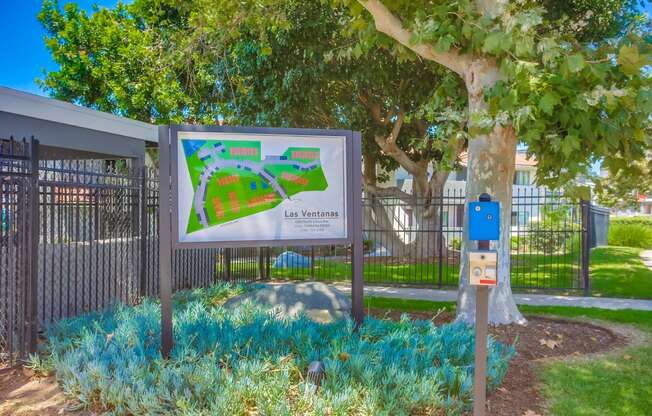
[
  {"left": 332, "top": 284, "right": 652, "bottom": 311},
  {"left": 641, "top": 250, "right": 652, "bottom": 271}
]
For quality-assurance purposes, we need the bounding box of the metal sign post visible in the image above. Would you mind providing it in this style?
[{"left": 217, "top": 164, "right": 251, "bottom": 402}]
[
  {"left": 157, "top": 126, "right": 364, "bottom": 357},
  {"left": 468, "top": 193, "right": 499, "bottom": 416}
]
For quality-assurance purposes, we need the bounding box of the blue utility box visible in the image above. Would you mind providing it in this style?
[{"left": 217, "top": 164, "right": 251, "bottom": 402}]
[{"left": 468, "top": 201, "right": 500, "bottom": 241}]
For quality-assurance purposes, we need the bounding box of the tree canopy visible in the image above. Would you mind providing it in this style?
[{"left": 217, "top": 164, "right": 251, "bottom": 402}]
[
  {"left": 39, "top": 0, "right": 652, "bottom": 323},
  {"left": 330, "top": 0, "right": 652, "bottom": 323},
  {"left": 39, "top": 0, "right": 469, "bottom": 193},
  {"left": 337, "top": 0, "right": 652, "bottom": 195}
]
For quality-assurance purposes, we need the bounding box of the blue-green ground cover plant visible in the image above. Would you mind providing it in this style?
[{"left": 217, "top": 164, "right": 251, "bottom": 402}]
[{"left": 30, "top": 283, "right": 514, "bottom": 415}]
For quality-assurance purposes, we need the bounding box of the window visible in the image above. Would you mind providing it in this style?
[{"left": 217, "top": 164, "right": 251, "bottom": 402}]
[{"left": 514, "top": 170, "right": 531, "bottom": 186}]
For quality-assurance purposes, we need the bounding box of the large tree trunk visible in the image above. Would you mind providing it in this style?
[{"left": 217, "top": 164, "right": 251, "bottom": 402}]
[
  {"left": 356, "top": 0, "right": 525, "bottom": 325},
  {"left": 363, "top": 170, "right": 448, "bottom": 259},
  {"left": 455, "top": 60, "right": 526, "bottom": 325}
]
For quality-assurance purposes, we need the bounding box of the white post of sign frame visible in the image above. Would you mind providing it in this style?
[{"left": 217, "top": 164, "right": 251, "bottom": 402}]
[{"left": 158, "top": 125, "right": 364, "bottom": 356}]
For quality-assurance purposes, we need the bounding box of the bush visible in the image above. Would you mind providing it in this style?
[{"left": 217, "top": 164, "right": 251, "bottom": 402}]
[
  {"left": 31, "top": 283, "right": 514, "bottom": 415},
  {"left": 611, "top": 216, "right": 652, "bottom": 227},
  {"left": 608, "top": 222, "right": 652, "bottom": 248},
  {"left": 526, "top": 205, "right": 580, "bottom": 254},
  {"left": 510, "top": 236, "right": 523, "bottom": 251}
]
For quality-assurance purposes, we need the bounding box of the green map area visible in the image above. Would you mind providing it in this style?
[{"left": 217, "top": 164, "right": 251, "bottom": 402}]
[{"left": 183, "top": 139, "right": 328, "bottom": 234}]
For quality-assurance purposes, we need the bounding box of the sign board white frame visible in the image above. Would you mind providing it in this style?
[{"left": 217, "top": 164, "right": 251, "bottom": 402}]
[
  {"left": 157, "top": 125, "right": 364, "bottom": 357},
  {"left": 165, "top": 125, "right": 358, "bottom": 249},
  {"left": 172, "top": 129, "right": 351, "bottom": 246}
]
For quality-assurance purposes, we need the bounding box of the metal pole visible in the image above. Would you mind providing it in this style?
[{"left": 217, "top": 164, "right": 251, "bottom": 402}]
[
  {"left": 138, "top": 160, "right": 148, "bottom": 297},
  {"left": 351, "top": 131, "right": 364, "bottom": 326},
  {"left": 437, "top": 191, "right": 444, "bottom": 288},
  {"left": 224, "top": 248, "right": 232, "bottom": 282},
  {"left": 266, "top": 247, "right": 271, "bottom": 279},
  {"left": 258, "top": 247, "right": 265, "bottom": 280},
  {"left": 473, "top": 283, "right": 489, "bottom": 416},
  {"left": 581, "top": 199, "right": 591, "bottom": 296},
  {"left": 158, "top": 126, "right": 173, "bottom": 358},
  {"left": 310, "top": 246, "right": 315, "bottom": 279},
  {"left": 28, "top": 138, "right": 40, "bottom": 353},
  {"left": 473, "top": 193, "right": 491, "bottom": 416}
]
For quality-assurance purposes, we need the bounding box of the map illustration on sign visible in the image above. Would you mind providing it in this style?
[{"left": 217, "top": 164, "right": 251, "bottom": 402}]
[{"left": 182, "top": 139, "right": 328, "bottom": 234}]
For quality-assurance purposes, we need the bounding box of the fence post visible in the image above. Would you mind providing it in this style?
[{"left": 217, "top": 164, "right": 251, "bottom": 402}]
[
  {"left": 224, "top": 248, "right": 232, "bottom": 282},
  {"left": 310, "top": 246, "right": 315, "bottom": 279},
  {"left": 437, "top": 193, "right": 444, "bottom": 288},
  {"left": 580, "top": 199, "right": 591, "bottom": 296},
  {"left": 266, "top": 247, "right": 271, "bottom": 279},
  {"left": 258, "top": 247, "right": 265, "bottom": 280},
  {"left": 138, "top": 163, "right": 148, "bottom": 297},
  {"left": 27, "top": 138, "right": 40, "bottom": 353}
]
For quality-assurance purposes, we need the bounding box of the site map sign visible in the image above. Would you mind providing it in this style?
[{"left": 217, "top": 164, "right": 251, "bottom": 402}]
[{"left": 176, "top": 131, "right": 348, "bottom": 243}]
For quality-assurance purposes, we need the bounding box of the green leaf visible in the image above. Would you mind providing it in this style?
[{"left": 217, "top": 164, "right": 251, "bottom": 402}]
[
  {"left": 566, "top": 54, "right": 585, "bottom": 73},
  {"left": 435, "top": 34, "right": 454, "bottom": 52},
  {"left": 514, "top": 36, "right": 534, "bottom": 57},
  {"left": 565, "top": 185, "right": 592, "bottom": 201},
  {"left": 617, "top": 45, "right": 645, "bottom": 76},
  {"left": 352, "top": 44, "right": 362, "bottom": 58},
  {"left": 482, "top": 32, "right": 510, "bottom": 54},
  {"left": 539, "top": 91, "right": 560, "bottom": 115},
  {"left": 561, "top": 134, "right": 579, "bottom": 157}
]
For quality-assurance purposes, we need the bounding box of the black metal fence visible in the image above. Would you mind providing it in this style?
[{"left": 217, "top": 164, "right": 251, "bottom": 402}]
[
  {"left": 1, "top": 136, "right": 610, "bottom": 364},
  {"left": 254, "top": 189, "right": 604, "bottom": 293},
  {"left": 1, "top": 138, "right": 38, "bottom": 365},
  {"left": 1, "top": 137, "right": 244, "bottom": 365}
]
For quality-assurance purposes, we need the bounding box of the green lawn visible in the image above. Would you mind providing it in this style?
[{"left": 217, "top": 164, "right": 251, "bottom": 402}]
[
  {"left": 271, "top": 252, "right": 580, "bottom": 288},
  {"left": 265, "top": 245, "right": 652, "bottom": 298},
  {"left": 522, "top": 305, "right": 652, "bottom": 416},
  {"left": 271, "top": 259, "right": 461, "bottom": 286},
  {"left": 364, "top": 296, "right": 652, "bottom": 416},
  {"left": 589, "top": 246, "right": 652, "bottom": 299}
]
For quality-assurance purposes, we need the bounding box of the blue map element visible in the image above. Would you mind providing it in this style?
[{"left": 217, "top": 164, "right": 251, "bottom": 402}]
[
  {"left": 273, "top": 251, "right": 311, "bottom": 269},
  {"left": 261, "top": 182, "right": 269, "bottom": 189},
  {"left": 182, "top": 139, "right": 206, "bottom": 157},
  {"left": 250, "top": 181, "right": 257, "bottom": 190}
]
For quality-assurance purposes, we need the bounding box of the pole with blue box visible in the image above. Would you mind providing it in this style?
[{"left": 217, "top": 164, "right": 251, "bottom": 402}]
[{"left": 467, "top": 193, "right": 500, "bottom": 416}]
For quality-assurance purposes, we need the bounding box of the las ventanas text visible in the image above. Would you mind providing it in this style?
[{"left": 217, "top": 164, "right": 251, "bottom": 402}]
[{"left": 284, "top": 209, "right": 340, "bottom": 219}]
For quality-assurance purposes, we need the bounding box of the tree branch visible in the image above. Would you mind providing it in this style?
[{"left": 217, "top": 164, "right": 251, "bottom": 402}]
[
  {"left": 387, "top": 110, "right": 405, "bottom": 145},
  {"left": 374, "top": 133, "right": 422, "bottom": 176},
  {"left": 363, "top": 183, "right": 413, "bottom": 202},
  {"left": 358, "top": 0, "right": 470, "bottom": 76},
  {"left": 358, "top": 92, "right": 389, "bottom": 126}
]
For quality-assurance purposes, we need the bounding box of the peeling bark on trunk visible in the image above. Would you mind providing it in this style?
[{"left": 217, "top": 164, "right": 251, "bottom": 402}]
[
  {"left": 364, "top": 170, "right": 448, "bottom": 259},
  {"left": 357, "top": 0, "right": 526, "bottom": 325},
  {"left": 455, "top": 60, "right": 526, "bottom": 325}
]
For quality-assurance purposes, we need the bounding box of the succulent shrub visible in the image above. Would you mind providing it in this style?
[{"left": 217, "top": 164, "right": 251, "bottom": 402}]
[{"left": 32, "top": 283, "right": 515, "bottom": 415}]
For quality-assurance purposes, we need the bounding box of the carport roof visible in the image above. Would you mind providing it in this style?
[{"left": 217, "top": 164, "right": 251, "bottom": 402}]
[{"left": 0, "top": 86, "right": 157, "bottom": 143}]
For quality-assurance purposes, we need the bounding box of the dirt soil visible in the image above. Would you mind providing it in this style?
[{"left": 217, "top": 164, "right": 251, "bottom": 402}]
[
  {"left": 1, "top": 311, "right": 630, "bottom": 416},
  {"left": 0, "top": 367, "right": 91, "bottom": 416},
  {"left": 369, "top": 308, "right": 628, "bottom": 416}
]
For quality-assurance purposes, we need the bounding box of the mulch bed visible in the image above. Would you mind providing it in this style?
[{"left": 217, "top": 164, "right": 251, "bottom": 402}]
[{"left": 368, "top": 308, "right": 626, "bottom": 416}]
